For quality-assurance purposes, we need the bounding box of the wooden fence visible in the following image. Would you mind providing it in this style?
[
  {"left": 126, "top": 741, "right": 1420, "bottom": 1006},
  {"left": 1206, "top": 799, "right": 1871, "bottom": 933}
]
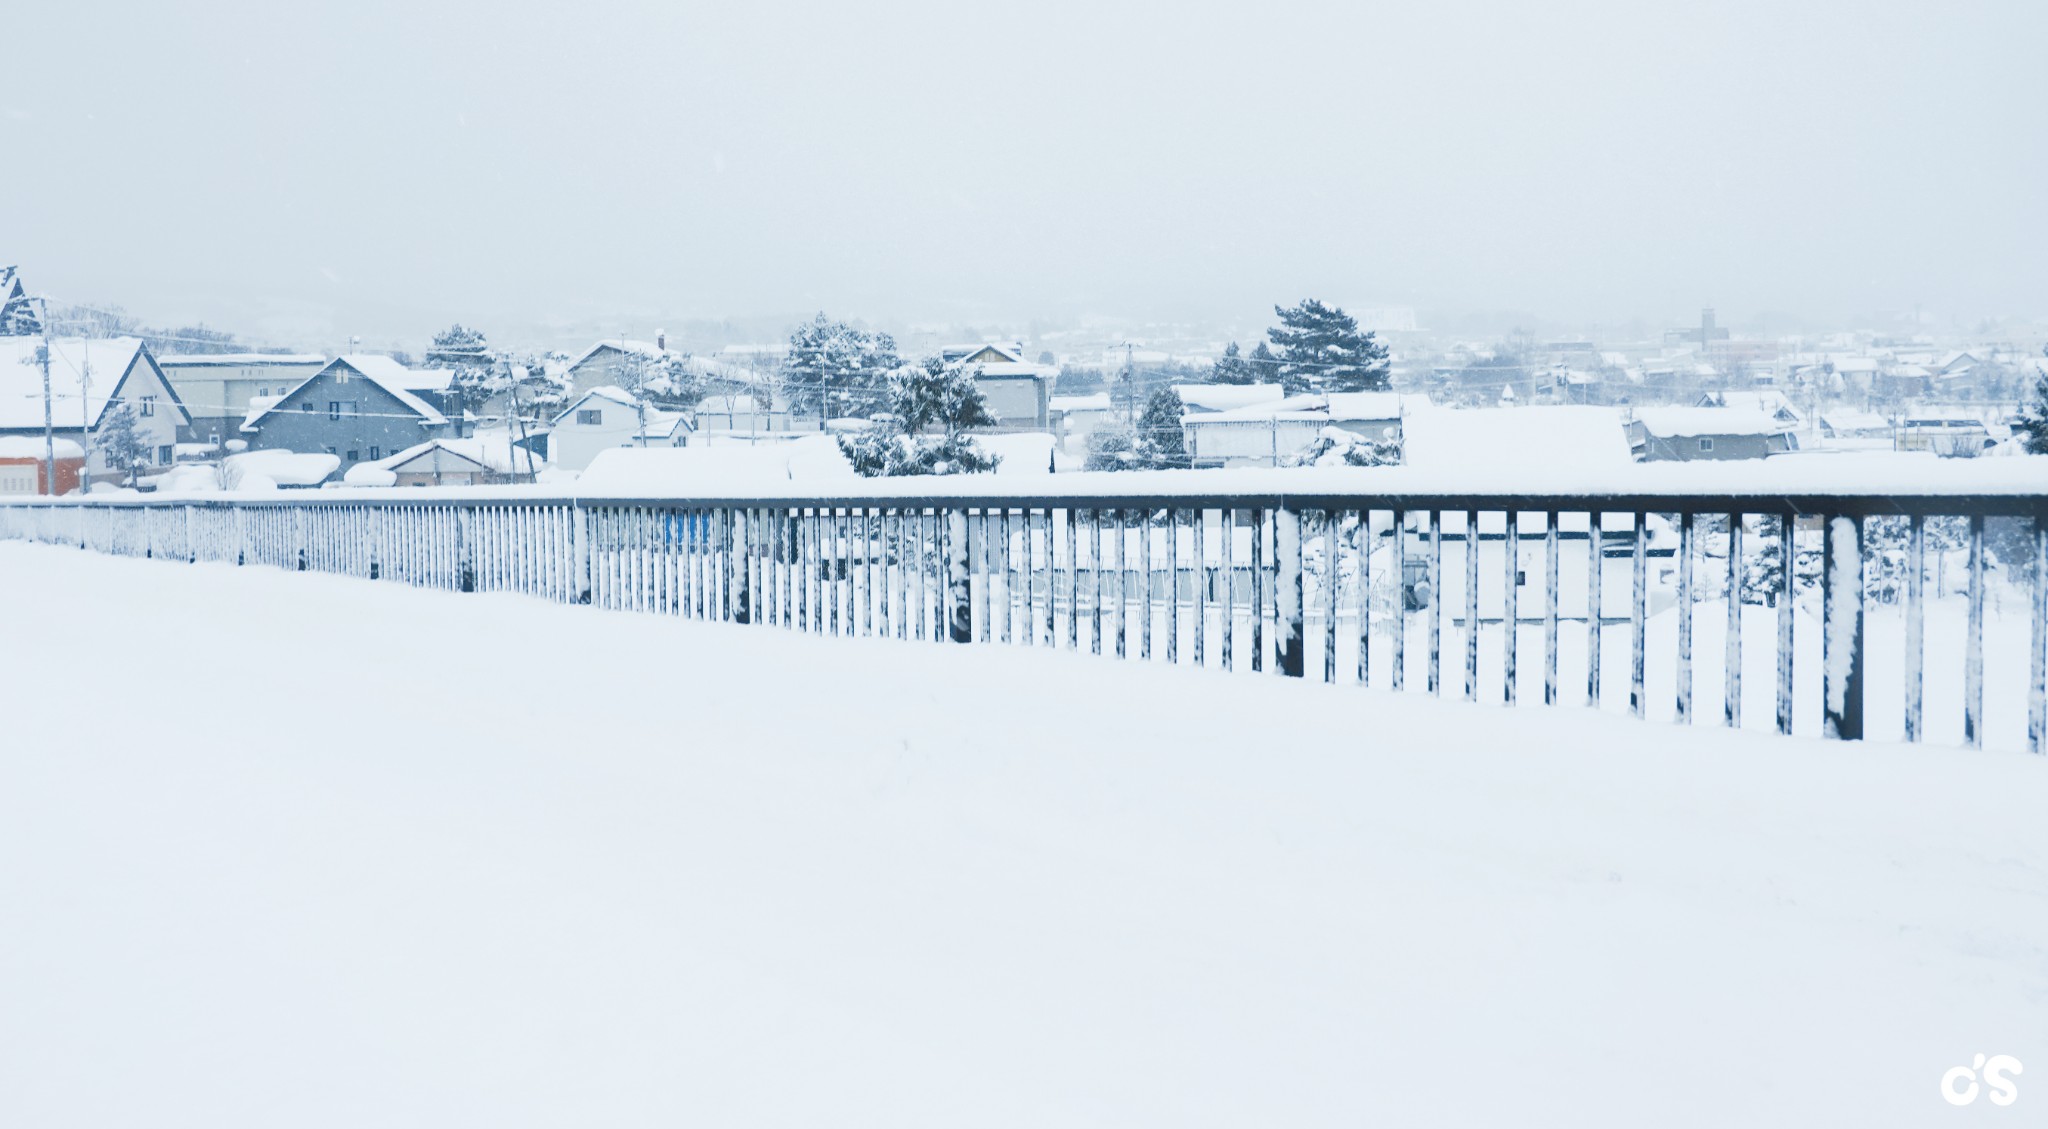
[{"left": 3, "top": 487, "right": 2044, "bottom": 752}]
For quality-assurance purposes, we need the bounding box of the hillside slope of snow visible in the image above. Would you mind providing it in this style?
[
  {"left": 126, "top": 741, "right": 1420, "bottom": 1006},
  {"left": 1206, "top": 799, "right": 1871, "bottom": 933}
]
[{"left": 0, "top": 541, "right": 2040, "bottom": 1127}]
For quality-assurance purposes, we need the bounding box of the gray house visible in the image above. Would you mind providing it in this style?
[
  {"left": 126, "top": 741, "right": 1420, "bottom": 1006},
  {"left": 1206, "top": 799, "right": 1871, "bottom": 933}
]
[
  {"left": 1628, "top": 408, "right": 1797, "bottom": 461},
  {"left": 242, "top": 355, "right": 450, "bottom": 474}
]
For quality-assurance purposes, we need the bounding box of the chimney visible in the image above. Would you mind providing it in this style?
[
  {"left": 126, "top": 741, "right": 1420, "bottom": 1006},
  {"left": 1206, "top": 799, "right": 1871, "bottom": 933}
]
[{"left": 656, "top": 329, "right": 667, "bottom": 352}]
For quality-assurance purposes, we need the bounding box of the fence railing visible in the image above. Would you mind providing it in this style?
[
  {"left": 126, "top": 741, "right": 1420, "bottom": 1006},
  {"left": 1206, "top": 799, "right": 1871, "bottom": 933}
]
[{"left": 3, "top": 484, "right": 2044, "bottom": 753}]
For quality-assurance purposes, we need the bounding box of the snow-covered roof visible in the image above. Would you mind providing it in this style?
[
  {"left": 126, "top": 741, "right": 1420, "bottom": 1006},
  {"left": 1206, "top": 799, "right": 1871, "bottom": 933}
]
[
  {"left": 157, "top": 353, "right": 327, "bottom": 367},
  {"left": 1701, "top": 390, "right": 1801, "bottom": 421},
  {"left": 1819, "top": 410, "right": 1891, "bottom": 432},
  {"left": 0, "top": 336, "right": 181, "bottom": 431},
  {"left": 1631, "top": 408, "right": 1790, "bottom": 438},
  {"left": 578, "top": 434, "right": 855, "bottom": 491},
  {"left": 1402, "top": 407, "right": 1633, "bottom": 473},
  {"left": 240, "top": 356, "right": 449, "bottom": 432},
  {"left": 1325, "top": 392, "right": 1418, "bottom": 421},
  {"left": 1173, "top": 383, "right": 1285, "bottom": 413},
  {"left": 224, "top": 448, "right": 341, "bottom": 487},
  {"left": 550, "top": 385, "right": 688, "bottom": 431},
  {"left": 1050, "top": 394, "right": 1113, "bottom": 413},
  {"left": 0, "top": 435, "right": 85, "bottom": 459}
]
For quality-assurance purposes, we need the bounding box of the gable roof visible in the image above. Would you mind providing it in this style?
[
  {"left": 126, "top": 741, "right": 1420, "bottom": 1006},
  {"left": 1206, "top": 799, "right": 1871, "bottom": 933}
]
[
  {"left": 1631, "top": 408, "right": 1789, "bottom": 438},
  {"left": 0, "top": 336, "right": 188, "bottom": 431},
  {"left": 239, "top": 355, "right": 449, "bottom": 431},
  {"left": 0, "top": 266, "right": 42, "bottom": 336}
]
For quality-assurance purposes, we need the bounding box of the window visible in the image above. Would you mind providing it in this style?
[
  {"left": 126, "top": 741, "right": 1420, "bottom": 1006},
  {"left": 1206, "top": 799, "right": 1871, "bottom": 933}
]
[
  {"left": 259, "top": 387, "right": 269, "bottom": 397},
  {"left": 139, "top": 395, "right": 156, "bottom": 417},
  {"left": 577, "top": 409, "right": 603, "bottom": 426},
  {"left": 157, "top": 444, "right": 173, "bottom": 464},
  {"left": 1698, "top": 437, "right": 1715, "bottom": 452},
  {"left": 329, "top": 401, "right": 342, "bottom": 420},
  {"left": 369, "top": 446, "right": 381, "bottom": 460},
  {"left": 301, "top": 402, "right": 314, "bottom": 412},
  {"left": 346, "top": 450, "right": 360, "bottom": 462}
]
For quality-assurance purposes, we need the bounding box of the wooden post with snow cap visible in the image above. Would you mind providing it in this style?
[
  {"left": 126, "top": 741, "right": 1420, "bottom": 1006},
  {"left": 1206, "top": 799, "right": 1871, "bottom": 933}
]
[
  {"left": 1276, "top": 504, "right": 1305, "bottom": 677},
  {"left": 1821, "top": 514, "right": 1864, "bottom": 740},
  {"left": 729, "top": 506, "right": 745, "bottom": 622},
  {"left": 454, "top": 505, "right": 474, "bottom": 591},
  {"left": 1776, "top": 513, "right": 1795, "bottom": 735},
  {"left": 572, "top": 501, "right": 592, "bottom": 604},
  {"left": 2031, "top": 516, "right": 2046, "bottom": 755},
  {"left": 946, "top": 507, "right": 972, "bottom": 643}
]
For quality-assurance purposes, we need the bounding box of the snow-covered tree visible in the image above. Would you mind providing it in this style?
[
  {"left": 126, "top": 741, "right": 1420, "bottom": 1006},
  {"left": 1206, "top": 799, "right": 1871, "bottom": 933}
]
[
  {"left": 1135, "top": 387, "right": 1190, "bottom": 469},
  {"left": 2012, "top": 346, "right": 2048, "bottom": 455},
  {"left": 1208, "top": 341, "right": 1259, "bottom": 385},
  {"left": 837, "top": 358, "right": 999, "bottom": 477},
  {"left": 783, "top": 314, "right": 901, "bottom": 424},
  {"left": 1266, "top": 299, "right": 1390, "bottom": 394},
  {"left": 94, "top": 401, "right": 150, "bottom": 486},
  {"left": 1084, "top": 424, "right": 1138, "bottom": 471},
  {"left": 1284, "top": 426, "right": 1402, "bottom": 468},
  {"left": 1247, "top": 341, "right": 1283, "bottom": 388},
  {"left": 428, "top": 325, "right": 500, "bottom": 430}
]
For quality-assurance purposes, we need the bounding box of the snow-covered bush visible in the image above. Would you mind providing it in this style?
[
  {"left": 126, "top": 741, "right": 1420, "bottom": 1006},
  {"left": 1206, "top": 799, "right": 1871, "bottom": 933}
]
[{"left": 1284, "top": 426, "right": 1402, "bottom": 468}]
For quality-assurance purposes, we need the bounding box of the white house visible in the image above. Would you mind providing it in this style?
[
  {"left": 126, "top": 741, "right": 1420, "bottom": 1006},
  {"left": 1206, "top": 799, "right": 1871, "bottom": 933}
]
[
  {"left": 0, "top": 336, "right": 190, "bottom": 482},
  {"left": 1182, "top": 392, "right": 1419, "bottom": 468},
  {"left": 942, "top": 343, "right": 1057, "bottom": 431},
  {"left": 549, "top": 387, "right": 690, "bottom": 471}
]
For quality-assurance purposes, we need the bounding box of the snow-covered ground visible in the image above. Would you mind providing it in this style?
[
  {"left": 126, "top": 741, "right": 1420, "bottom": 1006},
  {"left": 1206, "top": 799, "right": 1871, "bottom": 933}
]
[{"left": 0, "top": 541, "right": 2041, "bottom": 1127}]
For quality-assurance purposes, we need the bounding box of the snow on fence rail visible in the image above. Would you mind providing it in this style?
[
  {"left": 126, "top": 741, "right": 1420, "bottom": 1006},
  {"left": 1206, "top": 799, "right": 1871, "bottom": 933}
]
[{"left": 3, "top": 482, "right": 2045, "bottom": 753}]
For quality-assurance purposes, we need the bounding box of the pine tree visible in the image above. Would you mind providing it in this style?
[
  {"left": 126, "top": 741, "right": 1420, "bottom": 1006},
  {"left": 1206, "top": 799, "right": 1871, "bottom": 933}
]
[
  {"left": 2012, "top": 346, "right": 2048, "bottom": 455},
  {"left": 1084, "top": 424, "right": 1138, "bottom": 471},
  {"left": 429, "top": 324, "right": 499, "bottom": 431},
  {"left": 1266, "top": 299, "right": 1390, "bottom": 394},
  {"left": 783, "top": 313, "right": 901, "bottom": 425},
  {"left": 1247, "top": 341, "right": 1283, "bottom": 388},
  {"left": 1208, "top": 341, "right": 1258, "bottom": 385},
  {"left": 837, "top": 358, "right": 998, "bottom": 476},
  {"left": 1134, "top": 387, "right": 1190, "bottom": 469},
  {"left": 93, "top": 401, "right": 150, "bottom": 486}
]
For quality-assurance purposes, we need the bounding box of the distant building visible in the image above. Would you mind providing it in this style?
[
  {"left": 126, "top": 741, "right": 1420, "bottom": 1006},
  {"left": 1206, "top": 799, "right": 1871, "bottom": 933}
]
[
  {"left": 1628, "top": 408, "right": 1797, "bottom": 461},
  {"left": 548, "top": 387, "right": 690, "bottom": 471},
  {"left": 0, "top": 265, "right": 42, "bottom": 336},
  {"left": 1663, "top": 308, "right": 1732, "bottom": 349},
  {"left": 240, "top": 355, "right": 451, "bottom": 472},
  {"left": 157, "top": 352, "right": 328, "bottom": 444},
  {"left": 0, "top": 337, "right": 190, "bottom": 482},
  {"left": 942, "top": 343, "right": 1057, "bottom": 431}
]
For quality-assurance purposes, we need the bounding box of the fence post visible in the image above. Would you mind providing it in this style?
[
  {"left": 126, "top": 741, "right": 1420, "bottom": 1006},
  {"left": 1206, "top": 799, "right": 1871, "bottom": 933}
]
[
  {"left": 733, "top": 508, "right": 752, "bottom": 624},
  {"left": 2031, "top": 515, "right": 2046, "bottom": 755},
  {"left": 456, "top": 506, "right": 476, "bottom": 592},
  {"left": 1821, "top": 514, "right": 1864, "bottom": 740},
  {"left": 1276, "top": 505, "right": 1304, "bottom": 677},
  {"left": 572, "top": 502, "right": 593, "bottom": 604},
  {"left": 947, "top": 508, "right": 972, "bottom": 643}
]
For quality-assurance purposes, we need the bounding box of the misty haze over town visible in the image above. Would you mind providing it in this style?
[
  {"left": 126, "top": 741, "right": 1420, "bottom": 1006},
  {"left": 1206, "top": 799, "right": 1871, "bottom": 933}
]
[{"left": 2, "top": 3, "right": 2044, "bottom": 1128}]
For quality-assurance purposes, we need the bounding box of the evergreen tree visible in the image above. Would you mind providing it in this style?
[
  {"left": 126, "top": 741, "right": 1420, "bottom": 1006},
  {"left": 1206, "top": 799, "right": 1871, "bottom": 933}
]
[
  {"left": 1084, "top": 424, "right": 1138, "bottom": 471},
  {"left": 1247, "top": 341, "right": 1283, "bottom": 388},
  {"left": 1265, "top": 299, "right": 1390, "bottom": 394},
  {"left": 429, "top": 324, "right": 499, "bottom": 431},
  {"left": 837, "top": 358, "right": 999, "bottom": 476},
  {"left": 1283, "top": 426, "right": 1402, "bottom": 467},
  {"left": 783, "top": 313, "right": 901, "bottom": 424},
  {"left": 1134, "top": 387, "right": 1190, "bottom": 469},
  {"left": 93, "top": 401, "right": 150, "bottom": 486},
  {"left": 1208, "top": 341, "right": 1258, "bottom": 385},
  {"left": 2012, "top": 346, "right": 2048, "bottom": 455}
]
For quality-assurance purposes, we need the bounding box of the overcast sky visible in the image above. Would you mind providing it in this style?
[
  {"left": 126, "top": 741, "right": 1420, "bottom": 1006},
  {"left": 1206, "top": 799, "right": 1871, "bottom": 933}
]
[{"left": 6, "top": 0, "right": 2045, "bottom": 348}]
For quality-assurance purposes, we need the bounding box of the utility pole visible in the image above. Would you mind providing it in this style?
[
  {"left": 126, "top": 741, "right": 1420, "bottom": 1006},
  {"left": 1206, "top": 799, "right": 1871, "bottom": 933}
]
[
  {"left": 37, "top": 296, "right": 55, "bottom": 495},
  {"left": 1120, "top": 341, "right": 1137, "bottom": 426}
]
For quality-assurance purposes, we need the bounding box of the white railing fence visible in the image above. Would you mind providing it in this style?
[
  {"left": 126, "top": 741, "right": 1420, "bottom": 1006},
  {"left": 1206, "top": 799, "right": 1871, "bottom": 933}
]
[{"left": 3, "top": 488, "right": 2044, "bottom": 753}]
